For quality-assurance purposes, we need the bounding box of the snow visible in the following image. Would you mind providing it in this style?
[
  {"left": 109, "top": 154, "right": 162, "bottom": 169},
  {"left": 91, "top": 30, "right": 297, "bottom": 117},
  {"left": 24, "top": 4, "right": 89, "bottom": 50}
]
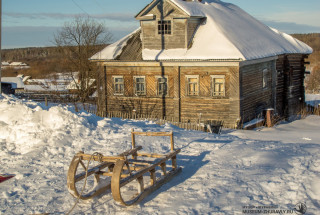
[
  {"left": 306, "top": 94, "right": 320, "bottom": 107},
  {"left": 1, "top": 77, "right": 25, "bottom": 89},
  {"left": 24, "top": 73, "right": 75, "bottom": 92},
  {"left": 1, "top": 94, "right": 320, "bottom": 214},
  {"left": 93, "top": 0, "right": 312, "bottom": 61},
  {"left": 90, "top": 28, "right": 141, "bottom": 60}
]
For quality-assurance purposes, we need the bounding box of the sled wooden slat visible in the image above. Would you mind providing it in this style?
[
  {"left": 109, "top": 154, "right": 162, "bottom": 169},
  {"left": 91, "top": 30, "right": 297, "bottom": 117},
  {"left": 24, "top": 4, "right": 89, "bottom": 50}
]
[
  {"left": 67, "top": 131, "right": 181, "bottom": 206},
  {"left": 117, "top": 150, "right": 181, "bottom": 189},
  {"left": 136, "top": 152, "right": 164, "bottom": 158},
  {"left": 74, "top": 162, "right": 113, "bottom": 182}
]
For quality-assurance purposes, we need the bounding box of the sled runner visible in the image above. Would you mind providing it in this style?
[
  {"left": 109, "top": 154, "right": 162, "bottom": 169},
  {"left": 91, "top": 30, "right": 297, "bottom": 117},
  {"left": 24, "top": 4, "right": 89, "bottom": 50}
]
[{"left": 67, "top": 130, "right": 181, "bottom": 206}]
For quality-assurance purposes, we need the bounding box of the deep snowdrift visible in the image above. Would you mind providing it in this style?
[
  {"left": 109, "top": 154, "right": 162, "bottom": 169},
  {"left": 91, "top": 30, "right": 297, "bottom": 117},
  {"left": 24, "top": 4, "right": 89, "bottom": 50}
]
[{"left": 0, "top": 94, "right": 319, "bottom": 214}]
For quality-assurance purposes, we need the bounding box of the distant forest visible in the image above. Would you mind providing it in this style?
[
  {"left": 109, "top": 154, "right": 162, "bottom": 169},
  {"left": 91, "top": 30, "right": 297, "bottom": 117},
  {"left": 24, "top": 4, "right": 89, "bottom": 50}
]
[
  {"left": 291, "top": 33, "right": 320, "bottom": 68},
  {"left": 1, "top": 33, "right": 320, "bottom": 78},
  {"left": 1, "top": 45, "right": 106, "bottom": 78}
]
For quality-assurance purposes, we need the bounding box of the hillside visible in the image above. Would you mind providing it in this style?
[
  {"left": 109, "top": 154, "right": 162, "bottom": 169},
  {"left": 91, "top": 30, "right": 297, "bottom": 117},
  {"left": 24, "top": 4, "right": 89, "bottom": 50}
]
[
  {"left": 291, "top": 33, "right": 320, "bottom": 68},
  {"left": 1, "top": 45, "right": 107, "bottom": 78}
]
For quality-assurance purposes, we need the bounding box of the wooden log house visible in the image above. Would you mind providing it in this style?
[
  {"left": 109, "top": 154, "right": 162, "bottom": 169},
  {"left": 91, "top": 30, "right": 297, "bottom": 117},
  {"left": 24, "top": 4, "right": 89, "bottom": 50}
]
[{"left": 91, "top": 0, "right": 312, "bottom": 128}]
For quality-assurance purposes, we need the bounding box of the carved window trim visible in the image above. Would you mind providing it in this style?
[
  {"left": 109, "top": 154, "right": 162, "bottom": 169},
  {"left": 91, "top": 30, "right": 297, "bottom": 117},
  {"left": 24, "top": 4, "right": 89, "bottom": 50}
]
[
  {"left": 113, "top": 76, "right": 124, "bottom": 95},
  {"left": 155, "top": 76, "right": 168, "bottom": 96},
  {"left": 186, "top": 75, "right": 199, "bottom": 96},
  {"left": 134, "top": 76, "right": 146, "bottom": 96},
  {"left": 211, "top": 75, "right": 225, "bottom": 97}
]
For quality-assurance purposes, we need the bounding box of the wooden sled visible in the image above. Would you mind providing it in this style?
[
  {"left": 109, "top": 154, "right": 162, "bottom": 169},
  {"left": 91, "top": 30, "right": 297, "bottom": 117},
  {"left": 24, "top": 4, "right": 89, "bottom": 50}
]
[{"left": 67, "top": 130, "right": 181, "bottom": 206}]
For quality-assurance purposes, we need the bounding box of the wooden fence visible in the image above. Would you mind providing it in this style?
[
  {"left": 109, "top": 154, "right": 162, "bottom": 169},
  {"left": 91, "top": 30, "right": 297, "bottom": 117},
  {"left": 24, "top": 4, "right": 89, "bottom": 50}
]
[
  {"left": 305, "top": 104, "right": 320, "bottom": 116},
  {"left": 86, "top": 110, "right": 224, "bottom": 134}
]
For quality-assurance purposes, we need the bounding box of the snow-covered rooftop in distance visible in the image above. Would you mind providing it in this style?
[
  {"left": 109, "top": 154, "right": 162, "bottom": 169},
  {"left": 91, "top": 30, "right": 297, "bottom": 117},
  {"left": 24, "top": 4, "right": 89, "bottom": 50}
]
[
  {"left": 1, "top": 77, "right": 25, "bottom": 89},
  {"left": 91, "top": 0, "right": 312, "bottom": 61}
]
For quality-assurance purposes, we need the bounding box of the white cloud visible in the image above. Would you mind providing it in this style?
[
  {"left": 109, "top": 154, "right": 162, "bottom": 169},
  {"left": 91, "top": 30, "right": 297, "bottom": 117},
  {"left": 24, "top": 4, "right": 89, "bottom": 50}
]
[
  {"left": 261, "top": 11, "right": 320, "bottom": 27},
  {"left": 3, "top": 12, "right": 136, "bottom": 22}
]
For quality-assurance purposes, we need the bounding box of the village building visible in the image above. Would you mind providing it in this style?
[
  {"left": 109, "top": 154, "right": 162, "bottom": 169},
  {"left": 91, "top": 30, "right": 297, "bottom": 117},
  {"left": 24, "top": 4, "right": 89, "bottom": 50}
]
[
  {"left": 1, "top": 77, "right": 25, "bottom": 94},
  {"left": 90, "top": 0, "right": 312, "bottom": 128}
]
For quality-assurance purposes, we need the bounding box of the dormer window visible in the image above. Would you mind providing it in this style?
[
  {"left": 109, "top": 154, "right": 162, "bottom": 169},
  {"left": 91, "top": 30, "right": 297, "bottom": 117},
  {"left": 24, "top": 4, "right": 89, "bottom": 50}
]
[{"left": 158, "top": 20, "right": 171, "bottom": 35}]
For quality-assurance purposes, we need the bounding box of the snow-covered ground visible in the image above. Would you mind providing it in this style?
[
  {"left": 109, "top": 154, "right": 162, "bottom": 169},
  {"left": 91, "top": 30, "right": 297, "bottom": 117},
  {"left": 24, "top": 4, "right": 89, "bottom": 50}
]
[{"left": 0, "top": 94, "right": 320, "bottom": 214}]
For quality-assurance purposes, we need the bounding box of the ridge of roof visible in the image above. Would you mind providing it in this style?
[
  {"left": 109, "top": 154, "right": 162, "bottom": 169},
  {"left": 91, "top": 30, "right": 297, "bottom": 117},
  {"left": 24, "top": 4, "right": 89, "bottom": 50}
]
[{"left": 91, "top": 0, "right": 313, "bottom": 61}]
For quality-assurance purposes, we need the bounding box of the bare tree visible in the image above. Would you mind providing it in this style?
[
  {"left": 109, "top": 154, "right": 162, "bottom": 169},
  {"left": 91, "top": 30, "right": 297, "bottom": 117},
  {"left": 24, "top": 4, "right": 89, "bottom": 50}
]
[{"left": 54, "top": 16, "right": 112, "bottom": 106}]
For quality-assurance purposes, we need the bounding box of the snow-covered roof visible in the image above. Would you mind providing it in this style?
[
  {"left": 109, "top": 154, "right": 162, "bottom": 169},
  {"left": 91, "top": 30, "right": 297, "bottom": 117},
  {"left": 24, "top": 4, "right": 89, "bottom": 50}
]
[
  {"left": 1, "top": 77, "right": 25, "bottom": 89},
  {"left": 66, "top": 79, "right": 96, "bottom": 90},
  {"left": 91, "top": 0, "right": 312, "bottom": 61},
  {"left": 10, "top": 62, "right": 27, "bottom": 66},
  {"left": 1, "top": 62, "right": 10, "bottom": 66},
  {"left": 90, "top": 28, "right": 141, "bottom": 60}
]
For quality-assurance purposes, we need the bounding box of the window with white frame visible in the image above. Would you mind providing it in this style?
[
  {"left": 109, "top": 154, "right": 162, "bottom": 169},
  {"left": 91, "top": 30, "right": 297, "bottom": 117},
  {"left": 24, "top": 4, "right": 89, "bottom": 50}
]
[
  {"left": 186, "top": 75, "right": 199, "bottom": 96},
  {"left": 134, "top": 76, "right": 146, "bottom": 96},
  {"left": 113, "top": 76, "right": 124, "bottom": 95},
  {"left": 262, "top": 69, "right": 268, "bottom": 89},
  {"left": 211, "top": 75, "right": 225, "bottom": 97},
  {"left": 156, "top": 76, "right": 168, "bottom": 96}
]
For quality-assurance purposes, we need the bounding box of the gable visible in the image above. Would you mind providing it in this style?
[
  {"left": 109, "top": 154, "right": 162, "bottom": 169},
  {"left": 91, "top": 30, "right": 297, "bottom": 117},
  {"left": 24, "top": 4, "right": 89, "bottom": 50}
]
[{"left": 136, "top": 0, "right": 189, "bottom": 20}]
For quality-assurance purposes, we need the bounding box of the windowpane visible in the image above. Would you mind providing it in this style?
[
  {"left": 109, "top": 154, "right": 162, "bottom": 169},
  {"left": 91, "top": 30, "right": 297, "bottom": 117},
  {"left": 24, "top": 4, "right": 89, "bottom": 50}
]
[
  {"left": 187, "top": 77, "right": 198, "bottom": 96},
  {"left": 262, "top": 69, "right": 268, "bottom": 88},
  {"left": 114, "top": 77, "right": 124, "bottom": 95},
  {"left": 158, "top": 20, "right": 171, "bottom": 35},
  {"left": 157, "top": 77, "right": 167, "bottom": 96},
  {"left": 135, "top": 77, "right": 146, "bottom": 95},
  {"left": 212, "top": 76, "right": 225, "bottom": 97}
]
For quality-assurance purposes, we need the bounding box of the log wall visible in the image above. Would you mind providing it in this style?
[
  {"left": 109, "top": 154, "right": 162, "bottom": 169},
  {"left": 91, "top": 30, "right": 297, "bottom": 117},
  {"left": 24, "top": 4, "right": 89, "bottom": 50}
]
[
  {"left": 276, "top": 54, "right": 307, "bottom": 117},
  {"left": 140, "top": 0, "right": 201, "bottom": 50},
  {"left": 240, "top": 61, "right": 275, "bottom": 123},
  {"left": 97, "top": 65, "right": 241, "bottom": 128}
]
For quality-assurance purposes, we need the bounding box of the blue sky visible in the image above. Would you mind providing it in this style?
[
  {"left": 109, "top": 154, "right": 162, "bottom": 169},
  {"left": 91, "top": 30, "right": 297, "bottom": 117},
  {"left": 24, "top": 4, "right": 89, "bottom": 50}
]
[{"left": 2, "top": 0, "right": 320, "bottom": 49}]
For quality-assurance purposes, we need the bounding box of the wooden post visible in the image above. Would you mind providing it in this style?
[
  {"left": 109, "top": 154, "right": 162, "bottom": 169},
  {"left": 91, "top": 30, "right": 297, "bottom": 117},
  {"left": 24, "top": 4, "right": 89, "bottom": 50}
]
[
  {"left": 265, "top": 108, "right": 274, "bottom": 128},
  {"left": 150, "top": 169, "right": 156, "bottom": 185},
  {"left": 131, "top": 128, "right": 135, "bottom": 149},
  {"left": 160, "top": 163, "right": 166, "bottom": 176},
  {"left": 172, "top": 156, "right": 177, "bottom": 170},
  {"left": 137, "top": 176, "right": 144, "bottom": 193},
  {"left": 170, "top": 131, "right": 174, "bottom": 151}
]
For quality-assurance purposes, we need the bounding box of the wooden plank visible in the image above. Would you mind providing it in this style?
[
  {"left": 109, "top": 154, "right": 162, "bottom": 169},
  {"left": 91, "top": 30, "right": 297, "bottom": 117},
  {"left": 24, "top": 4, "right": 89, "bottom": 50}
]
[
  {"left": 74, "top": 162, "right": 113, "bottom": 183},
  {"left": 119, "top": 149, "right": 181, "bottom": 188},
  {"left": 132, "top": 131, "right": 173, "bottom": 136}
]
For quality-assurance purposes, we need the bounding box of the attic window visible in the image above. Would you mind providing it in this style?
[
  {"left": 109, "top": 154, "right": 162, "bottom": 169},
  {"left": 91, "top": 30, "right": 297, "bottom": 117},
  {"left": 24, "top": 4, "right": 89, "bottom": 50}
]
[{"left": 158, "top": 20, "right": 171, "bottom": 35}]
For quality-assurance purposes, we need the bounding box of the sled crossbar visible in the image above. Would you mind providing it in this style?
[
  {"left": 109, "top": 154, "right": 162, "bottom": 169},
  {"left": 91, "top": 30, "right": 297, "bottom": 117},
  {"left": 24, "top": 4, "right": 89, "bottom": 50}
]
[{"left": 67, "top": 130, "right": 181, "bottom": 206}]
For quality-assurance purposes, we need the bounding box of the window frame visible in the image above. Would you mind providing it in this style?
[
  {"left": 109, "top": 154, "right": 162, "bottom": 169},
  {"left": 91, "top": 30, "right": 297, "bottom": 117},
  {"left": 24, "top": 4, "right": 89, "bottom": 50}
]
[
  {"left": 155, "top": 76, "right": 168, "bottom": 96},
  {"left": 186, "top": 75, "right": 199, "bottom": 96},
  {"left": 211, "top": 75, "right": 226, "bottom": 97},
  {"left": 262, "top": 69, "right": 268, "bottom": 89},
  {"left": 158, "top": 20, "right": 172, "bottom": 35},
  {"left": 113, "top": 76, "right": 124, "bottom": 95},
  {"left": 134, "top": 76, "right": 146, "bottom": 96}
]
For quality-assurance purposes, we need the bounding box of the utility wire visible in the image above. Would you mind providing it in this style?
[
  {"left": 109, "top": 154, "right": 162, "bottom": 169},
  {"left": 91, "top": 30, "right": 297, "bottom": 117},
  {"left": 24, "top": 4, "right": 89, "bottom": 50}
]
[{"left": 71, "top": 0, "right": 91, "bottom": 17}]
